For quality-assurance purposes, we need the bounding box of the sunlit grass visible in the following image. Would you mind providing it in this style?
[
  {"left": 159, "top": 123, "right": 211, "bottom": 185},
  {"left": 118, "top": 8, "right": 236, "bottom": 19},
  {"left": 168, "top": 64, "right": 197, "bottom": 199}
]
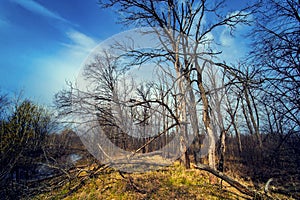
[{"left": 36, "top": 161, "right": 254, "bottom": 200}]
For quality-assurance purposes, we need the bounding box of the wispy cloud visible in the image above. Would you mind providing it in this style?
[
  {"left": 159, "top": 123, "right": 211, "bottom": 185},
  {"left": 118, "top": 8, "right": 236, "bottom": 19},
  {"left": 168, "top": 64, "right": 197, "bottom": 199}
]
[
  {"left": 220, "top": 28, "right": 234, "bottom": 47},
  {"left": 11, "top": 0, "right": 69, "bottom": 23},
  {"left": 24, "top": 29, "right": 99, "bottom": 105},
  {"left": 64, "top": 30, "right": 98, "bottom": 53},
  {"left": 216, "top": 10, "right": 252, "bottom": 63}
]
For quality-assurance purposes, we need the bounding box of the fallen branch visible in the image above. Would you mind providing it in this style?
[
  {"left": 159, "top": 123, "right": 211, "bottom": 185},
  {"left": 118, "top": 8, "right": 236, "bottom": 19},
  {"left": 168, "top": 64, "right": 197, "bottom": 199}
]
[
  {"left": 119, "top": 171, "right": 153, "bottom": 194},
  {"left": 65, "top": 164, "right": 109, "bottom": 197},
  {"left": 271, "top": 187, "right": 300, "bottom": 199},
  {"left": 192, "top": 164, "right": 264, "bottom": 199}
]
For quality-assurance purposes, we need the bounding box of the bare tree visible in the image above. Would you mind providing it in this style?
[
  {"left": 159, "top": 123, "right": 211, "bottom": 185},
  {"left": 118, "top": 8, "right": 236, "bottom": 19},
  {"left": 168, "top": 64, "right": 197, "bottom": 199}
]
[
  {"left": 225, "top": 91, "right": 242, "bottom": 154},
  {"left": 205, "top": 66, "right": 228, "bottom": 172},
  {"left": 98, "top": 0, "right": 256, "bottom": 170},
  {"left": 249, "top": 0, "right": 300, "bottom": 133}
]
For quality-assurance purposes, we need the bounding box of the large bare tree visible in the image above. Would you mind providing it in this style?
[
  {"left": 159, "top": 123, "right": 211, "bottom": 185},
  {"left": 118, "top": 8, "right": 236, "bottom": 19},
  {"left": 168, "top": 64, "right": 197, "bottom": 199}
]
[{"left": 98, "top": 0, "right": 256, "bottom": 170}]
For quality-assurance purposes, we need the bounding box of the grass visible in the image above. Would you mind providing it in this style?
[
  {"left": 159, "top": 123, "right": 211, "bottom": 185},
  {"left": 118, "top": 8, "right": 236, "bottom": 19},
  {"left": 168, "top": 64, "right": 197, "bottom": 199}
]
[{"left": 36, "top": 161, "right": 254, "bottom": 200}]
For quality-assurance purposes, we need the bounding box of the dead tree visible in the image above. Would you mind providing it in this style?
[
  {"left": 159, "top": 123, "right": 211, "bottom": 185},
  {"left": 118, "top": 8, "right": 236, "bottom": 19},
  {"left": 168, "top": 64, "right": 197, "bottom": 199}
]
[{"left": 99, "top": 0, "right": 257, "bottom": 170}]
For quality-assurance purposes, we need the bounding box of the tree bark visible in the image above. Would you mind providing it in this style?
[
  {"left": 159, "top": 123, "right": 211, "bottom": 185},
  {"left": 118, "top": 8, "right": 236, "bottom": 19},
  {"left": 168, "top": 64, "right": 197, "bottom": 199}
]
[{"left": 196, "top": 64, "right": 216, "bottom": 171}]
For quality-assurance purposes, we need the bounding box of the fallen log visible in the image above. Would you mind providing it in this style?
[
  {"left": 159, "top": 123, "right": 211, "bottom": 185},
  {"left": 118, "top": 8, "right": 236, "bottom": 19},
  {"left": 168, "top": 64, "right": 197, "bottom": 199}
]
[
  {"left": 194, "top": 164, "right": 300, "bottom": 199},
  {"left": 192, "top": 164, "right": 264, "bottom": 199}
]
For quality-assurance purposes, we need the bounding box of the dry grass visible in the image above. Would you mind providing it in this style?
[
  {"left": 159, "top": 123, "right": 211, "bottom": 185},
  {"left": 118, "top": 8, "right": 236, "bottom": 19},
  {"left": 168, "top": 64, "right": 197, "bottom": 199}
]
[{"left": 36, "top": 161, "right": 255, "bottom": 200}]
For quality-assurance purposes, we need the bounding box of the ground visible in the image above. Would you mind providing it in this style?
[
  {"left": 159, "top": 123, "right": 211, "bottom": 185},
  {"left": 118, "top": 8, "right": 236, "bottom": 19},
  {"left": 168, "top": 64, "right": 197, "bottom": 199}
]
[{"left": 36, "top": 161, "right": 294, "bottom": 200}]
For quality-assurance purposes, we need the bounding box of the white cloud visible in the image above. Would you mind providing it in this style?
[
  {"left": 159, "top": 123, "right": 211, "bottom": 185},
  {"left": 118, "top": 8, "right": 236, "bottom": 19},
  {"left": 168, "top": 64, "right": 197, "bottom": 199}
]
[
  {"left": 204, "top": 32, "right": 214, "bottom": 41},
  {"left": 215, "top": 10, "right": 252, "bottom": 63},
  {"left": 220, "top": 28, "right": 234, "bottom": 46},
  {"left": 24, "top": 30, "right": 100, "bottom": 105},
  {"left": 11, "top": 0, "right": 69, "bottom": 23},
  {"left": 220, "top": 10, "right": 252, "bottom": 47},
  {"left": 217, "top": 28, "right": 248, "bottom": 64},
  {"left": 63, "top": 30, "right": 98, "bottom": 54}
]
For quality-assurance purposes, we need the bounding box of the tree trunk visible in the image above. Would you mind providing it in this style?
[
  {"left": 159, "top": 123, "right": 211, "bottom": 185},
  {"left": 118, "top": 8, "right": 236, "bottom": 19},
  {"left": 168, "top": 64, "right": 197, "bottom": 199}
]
[
  {"left": 228, "top": 104, "right": 242, "bottom": 154},
  {"left": 241, "top": 99, "right": 254, "bottom": 135},
  {"left": 174, "top": 48, "right": 190, "bottom": 169},
  {"left": 207, "top": 126, "right": 216, "bottom": 170},
  {"left": 178, "top": 92, "right": 190, "bottom": 169},
  {"left": 195, "top": 63, "right": 217, "bottom": 182},
  {"left": 233, "top": 119, "right": 243, "bottom": 154},
  {"left": 214, "top": 88, "right": 226, "bottom": 173},
  {"left": 243, "top": 86, "right": 262, "bottom": 148},
  {"left": 196, "top": 69, "right": 216, "bottom": 170},
  {"left": 218, "top": 130, "right": 226, "bottom": 172}
]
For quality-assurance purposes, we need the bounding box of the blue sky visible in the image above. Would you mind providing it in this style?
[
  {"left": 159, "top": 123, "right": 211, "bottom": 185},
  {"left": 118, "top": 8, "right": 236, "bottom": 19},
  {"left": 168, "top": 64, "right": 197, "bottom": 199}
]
[
  {"left": 0, "top": 0, "right": 250, "bottom": 106},
  {"left": 0, "top": 0, "right": 123, "bottom": 105}
]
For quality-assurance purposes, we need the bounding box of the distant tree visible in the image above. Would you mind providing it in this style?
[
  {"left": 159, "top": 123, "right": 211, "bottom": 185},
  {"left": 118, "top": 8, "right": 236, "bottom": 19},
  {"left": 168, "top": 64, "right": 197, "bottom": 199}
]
[
  {"left": 0, "top": 99, "right": 54, "bottom": 189},
  {"left": 55, "top": 50, "right": 180, "bottom": 167},
  {"left": 0, "top": 93, "right": 9, "bottom": 118},
  {"left": 249, "top": 0, "right": 300, "bottom": 133}
]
